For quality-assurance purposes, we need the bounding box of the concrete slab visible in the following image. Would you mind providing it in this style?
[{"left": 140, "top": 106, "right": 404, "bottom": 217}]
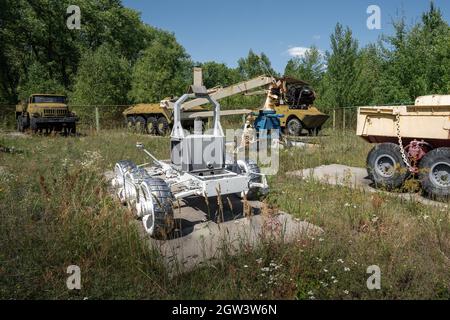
[
  {"left": 148, "top": 197, "right": 322, "bottom": 274},
  {"left": 287, "top": 164, "right": 448, "bottom": 207},
  {"left": 0, "top": 131, "right": 29, "bottom": 138},
  {"left": 104, "top": 171, "right": 323, "bottom": 274}
]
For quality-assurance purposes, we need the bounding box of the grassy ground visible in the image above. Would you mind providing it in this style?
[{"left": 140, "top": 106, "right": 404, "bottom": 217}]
[{"left": 1, "top": 128, "right": 449, "bottom": 299}]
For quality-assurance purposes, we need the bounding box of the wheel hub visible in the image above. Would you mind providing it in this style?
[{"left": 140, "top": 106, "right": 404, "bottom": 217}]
[
  {"left": 375, "top": 154, "right": 396, "bottom": 178},
  {"left": 288, "top": 122, "right": 299, "bottom": 135},
  {"left": 430, "top": 162, "right": 450, "bottom": 188}
]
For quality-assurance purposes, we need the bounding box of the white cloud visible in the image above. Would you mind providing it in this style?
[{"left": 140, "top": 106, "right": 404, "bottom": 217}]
[
  {"left": 286, "top": 46, "right": 323, "bottom": 58},
  {"left": 313, "top": 35, "right": 321, "bottom": 40},
  {"left": 286, "top": 47, "right": 310, "bottom": 58}
]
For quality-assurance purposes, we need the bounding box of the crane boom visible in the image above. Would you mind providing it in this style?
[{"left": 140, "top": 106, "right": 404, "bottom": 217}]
[{"left": 161, "top": 75, "right": 275, "bottom": 110}]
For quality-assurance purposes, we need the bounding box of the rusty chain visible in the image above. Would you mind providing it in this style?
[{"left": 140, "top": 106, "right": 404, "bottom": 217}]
[{"left": 395, "top": 112, "right": 413, "bottom": 170}]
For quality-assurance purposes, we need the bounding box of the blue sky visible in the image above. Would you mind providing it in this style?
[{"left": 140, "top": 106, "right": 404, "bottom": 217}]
[{"left": 122, "top": 0, "right": 450, "bottom": 73}]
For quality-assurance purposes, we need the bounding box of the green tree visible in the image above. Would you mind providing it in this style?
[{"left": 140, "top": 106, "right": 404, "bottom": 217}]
[
  {"left": 128, "top": 37, "right": 192, "bottom": 103},
  {"left": 379, "top": 2, "right": 450, "bottom": 103},
  {"left": 238, "top": 50, "right": 277, "bottom": 79},
  {"left": 0, "top": 0, "right": 176, "bottom": 103},
  {"left": 200, "top": 61, "right": 240, "bottom": 88},
  {"left": 317, "top": 23, "right": 359, "bottom": 110},
  {"left": 17, "top": 62, "right": 66, "bottom": 102},
  {"left": 352, "top": 44, "right": 384, "bottom": 106},
  {"left": 284, "top": 46, "right": 324, "bottom": 88},
  {"left": 70, "top": 45, "right": 131, "bottom": 106}
]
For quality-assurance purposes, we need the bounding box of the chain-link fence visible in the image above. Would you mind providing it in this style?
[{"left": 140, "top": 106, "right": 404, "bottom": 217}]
[
  {"left": 328, "top": 106, "right": 359, "bottom": 131},
  {"left": 70, "top": 105, "right": 128, "bottom": 130},
  {"left": 1, "top": 102, "right": 415, "bottom": 133}
]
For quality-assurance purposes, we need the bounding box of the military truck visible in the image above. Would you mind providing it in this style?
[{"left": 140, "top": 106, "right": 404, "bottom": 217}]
[
  {"left": 357, "top": 95, "right": 450, "bottom": 199},
  {"left": 123, "top": 102, "right": 207, "bottom": 136},
  {"left": 16, "top": 94, "right": 78, "bottom": 134},
  {"left": 123, "top": 68, "right": 328, "bottom": 136}
]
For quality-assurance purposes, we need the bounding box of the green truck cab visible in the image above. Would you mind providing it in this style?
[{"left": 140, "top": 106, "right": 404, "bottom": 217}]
[{"left": 15, "top": 94, "right": 78, "bottom": 133}]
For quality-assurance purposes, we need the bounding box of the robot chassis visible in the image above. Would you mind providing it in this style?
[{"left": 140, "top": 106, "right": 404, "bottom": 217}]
[{"left": 112, "top": 88, "right": 269, "bottom": 238}]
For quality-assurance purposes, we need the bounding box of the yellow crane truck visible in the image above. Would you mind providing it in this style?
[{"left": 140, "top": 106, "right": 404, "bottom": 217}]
[{"left": 16, "top": 94, "right": 78, "bottom": 134}]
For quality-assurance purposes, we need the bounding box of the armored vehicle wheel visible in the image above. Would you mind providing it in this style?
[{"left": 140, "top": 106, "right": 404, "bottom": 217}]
[
  {"left": 146, "top": 116, "right": 157, "bottom": 135},
  {"left": 156, "top": 116, "right": 169, "bottom": 136},
  {"left": 286, "top": 117, "right": 303, "bottom": 136},
  {"left": 126, "top": 116, "right": 135, "bottom": 131},
  {"left": 139, "top": 178, "right": 174, "bottom": 238},
  {"left": 135, "top": 116, "right": 146, "bottom": 133},
  {"left": 419, "top": 148, "right": 450, "bottom": 199},
  {"left": 237, "top": 159, "right": 262, "bottom": 200},
  {"left": 367, "top": 143, "right": 409, "bottom": 190}
]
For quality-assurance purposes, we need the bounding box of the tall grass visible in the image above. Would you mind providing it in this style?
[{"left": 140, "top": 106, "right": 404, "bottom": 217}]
[{"left": 0, "top": 129, "right": 449, "bottom": 299}]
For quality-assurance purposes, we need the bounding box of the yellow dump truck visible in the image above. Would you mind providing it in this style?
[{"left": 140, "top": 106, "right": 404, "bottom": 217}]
[
  {"left": 16, "top": 94, "right": 78, "bottom": 134},
  {"left": 357, "top": 95, "right": 450, "bottom": 198}
]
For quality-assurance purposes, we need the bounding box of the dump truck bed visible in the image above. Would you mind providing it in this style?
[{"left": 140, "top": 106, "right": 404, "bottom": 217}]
[{"left": 357, "top": 96, "right": 450, "bottom": 147}]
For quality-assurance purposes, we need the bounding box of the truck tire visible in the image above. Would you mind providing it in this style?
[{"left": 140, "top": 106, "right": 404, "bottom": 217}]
[
  {"left": 16, "top": 117, "right": 24, "bottom": 132},
  {"left": 237, "top": 159, "right": 262, "bottom": 200},
  {"left": 135, "top": 116, "right": 146, "bottom": 133},
  {"left": 139, "top": 178, "right": 174, "bottom": 239},
  {"left": 156, "top": 116, "right": 169, "bottom": 136},
  {"left": 126, "top": 116, "right": 135, "bottom": 131},
  {"left": 70, "top": 124, "right": 76, "bottom": 135},
  {"left": 30, "top": 118, "right": 38, "bottom": 134},
  {"left": 419, "top": 148, "right": 450, "bottom": 199},
  {"left": 286, "top": 117, "right": 303, "bottom": 136},
  {"left": 146, "top": 116, "right": 157, "bottom": 135},
  {"left": 366, "top": 143, "right": 409, "bottom": 190}
]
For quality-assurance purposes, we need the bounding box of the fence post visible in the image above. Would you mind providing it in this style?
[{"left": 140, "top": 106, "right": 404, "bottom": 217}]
[
  {"left": 333, "top": 109, "right": 336, "bottom": 131},
  {"left": 342, "top": 108, "right": 346, "bottom": 132},
  {"left": 95, "top": 107, "right": 100, "bottom": 132}
]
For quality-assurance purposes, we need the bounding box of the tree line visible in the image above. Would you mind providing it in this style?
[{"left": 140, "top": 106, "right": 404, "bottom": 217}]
[{"left": 1, "top": 1, "right": 449, "bottom": 115}]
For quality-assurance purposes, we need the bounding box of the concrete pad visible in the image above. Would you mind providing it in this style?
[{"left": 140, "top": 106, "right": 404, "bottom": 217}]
[
  {"left": 284, "top": 140, "right": 319, "bottom": 150},
  {"left": 104, "top": 171, "right": 323, "bottom": 274},
  {"left": 0, "top": 131, "right": 29, "bottom": 138},
  {"left": 287, "top": 164, "right": 447, "bottom": 207},
  {"left": 147, "top": 197, "right": 321, "bottom": 274}
]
